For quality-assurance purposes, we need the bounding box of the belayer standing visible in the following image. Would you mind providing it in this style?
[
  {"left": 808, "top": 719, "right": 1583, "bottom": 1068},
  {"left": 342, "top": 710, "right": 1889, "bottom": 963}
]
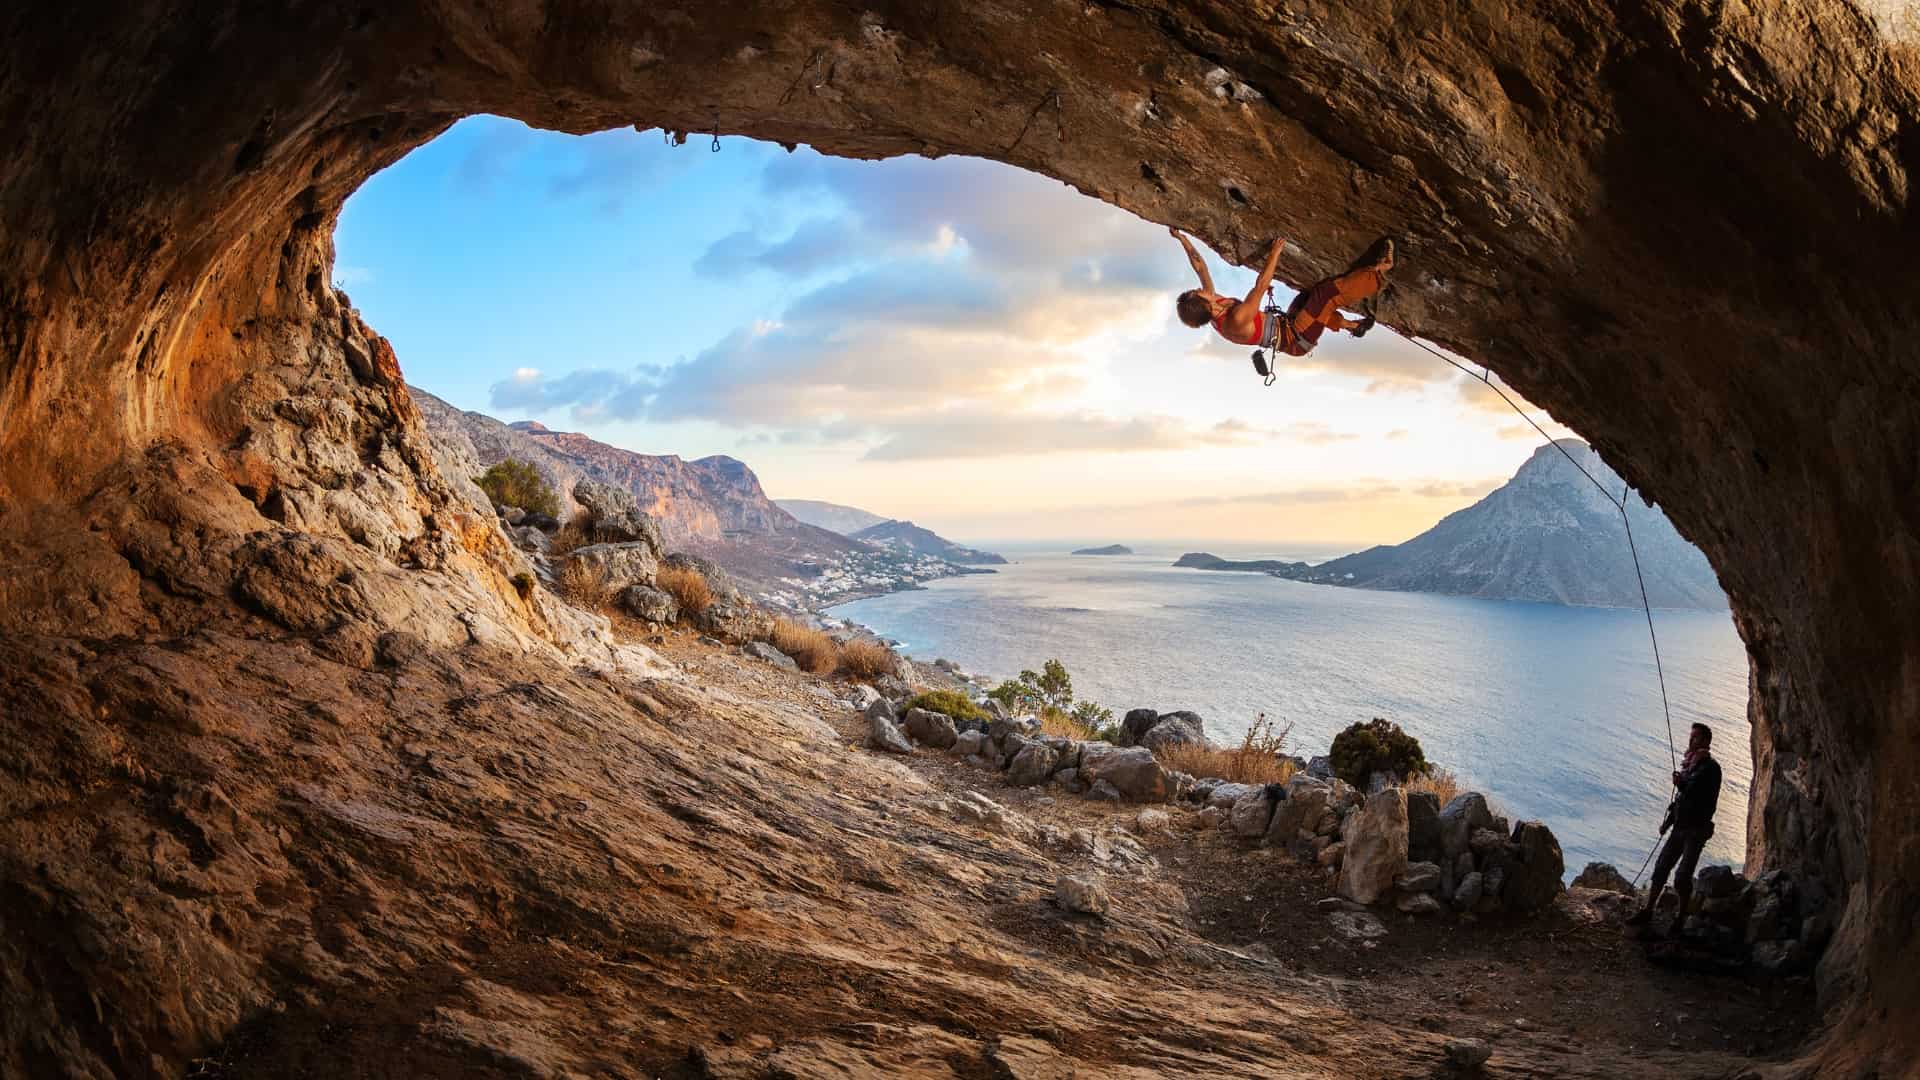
[
  {"left": 1170, "top": 228, "right": 1395, "bottom": 379},
  {"left": 1627, "top": 722, "right": 1724, "bottom": 934}
]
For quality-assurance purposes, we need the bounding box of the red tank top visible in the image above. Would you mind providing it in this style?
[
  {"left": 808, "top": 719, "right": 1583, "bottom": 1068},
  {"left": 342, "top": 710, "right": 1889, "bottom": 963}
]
[{"left": 1210, "top": 299, "right": 1264, "bottom": 347}]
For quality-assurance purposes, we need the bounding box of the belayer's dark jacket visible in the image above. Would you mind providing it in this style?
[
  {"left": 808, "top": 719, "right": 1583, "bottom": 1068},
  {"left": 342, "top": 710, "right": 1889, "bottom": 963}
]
[{"left": 1671, "top": 752, "right": 1723, "bottom": 829}]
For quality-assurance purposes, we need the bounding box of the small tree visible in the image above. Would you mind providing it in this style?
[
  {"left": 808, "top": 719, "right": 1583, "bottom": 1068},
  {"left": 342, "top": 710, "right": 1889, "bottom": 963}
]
[
  {"left": 1329, "top": 717, "right": 1431, "bottom": 788},
  {"left": 475, "top": 458, "right": 559, "bottom": 517},
  {"left": 986, "top": 659, "right": 1075, "bottom": 715}
]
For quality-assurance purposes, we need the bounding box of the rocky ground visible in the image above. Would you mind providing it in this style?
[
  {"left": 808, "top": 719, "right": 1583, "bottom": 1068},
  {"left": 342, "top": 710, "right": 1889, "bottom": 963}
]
[{"left": 203, "top": 621, "right": 1817, "bottom": 1078}]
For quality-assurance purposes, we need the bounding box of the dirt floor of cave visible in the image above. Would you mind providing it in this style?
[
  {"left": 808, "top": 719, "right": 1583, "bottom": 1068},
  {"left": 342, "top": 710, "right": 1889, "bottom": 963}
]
[{"left": 188, "top": 624, "right": 1817, "bottom": 1078}]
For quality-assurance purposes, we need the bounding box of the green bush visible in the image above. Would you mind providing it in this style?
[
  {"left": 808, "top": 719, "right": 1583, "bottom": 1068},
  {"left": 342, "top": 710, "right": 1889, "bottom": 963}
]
[
  {"left": 1329, "top": 717, "right": 1431, "bottom": 788},
  {"left": 475, "top": 458, "right": 559, "bottom": 517},
  {"left": 904, "top": 689, "right": 988, "bottom": 723},
  {"left": 986, "top": 659, "right": 1075, "bottom": 715}
]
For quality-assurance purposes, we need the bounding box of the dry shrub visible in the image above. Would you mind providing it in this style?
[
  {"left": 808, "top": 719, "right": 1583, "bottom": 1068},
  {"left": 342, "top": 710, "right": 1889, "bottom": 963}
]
[
  {"left": 656, "top": 565, "right": 713, "bottom": 615},
  {"left": 1151, "top": 714, "right": 1297, "bottom": 786},
  {"left": 548, "top": 519, "right": 591, "bottom": 557},
  {"left": 1038, "top": 709, "right": 1097, "bottom": 741},
  {"left": 558, "top": 560, "right": 615, "bottom": 610},
  {"left": 770, "top": 619, "right": 840, "bottom": 674},
  {"left": 837, "top": 638, "right": 898, "bottom": 682},
  {"left": 1406, "top": 765, "right": 1462, "bottom": 806}
]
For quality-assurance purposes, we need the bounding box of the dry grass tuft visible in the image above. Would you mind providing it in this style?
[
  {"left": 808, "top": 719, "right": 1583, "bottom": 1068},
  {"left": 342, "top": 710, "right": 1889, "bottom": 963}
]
[
  {"left": 1038, "top": 709, "right": 1098, "bottom": 741},
  {"left": 558, "top": 560, "right": 615, "bottom": 610},
  {"left": 1406, "top": 765, "right": 1462, "bottom": 806},
  {"left": 548, "top": 519, "right": 592, "bottom": 558},
  {"left": 656, "top": 566, "right": 713, "bottom": 616},
  {"left": 770, "top": 619, "right": 840, "bottom": 675},
  {"left": 1152, "top": 714, "right": 1297, "bottom": 786},
  {"left": 837, "top": 638, "right": 898, "bottom": 682}
]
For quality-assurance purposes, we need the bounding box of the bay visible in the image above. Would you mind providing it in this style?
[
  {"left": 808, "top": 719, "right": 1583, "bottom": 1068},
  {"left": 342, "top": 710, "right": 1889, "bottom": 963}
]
[{"left": 832, "top": 544, "right": 1753, "bottom": 880}]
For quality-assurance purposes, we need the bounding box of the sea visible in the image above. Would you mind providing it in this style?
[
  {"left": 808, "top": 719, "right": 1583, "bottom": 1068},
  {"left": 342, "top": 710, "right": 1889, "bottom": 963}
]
[{"left": 831, "top": 543, "right": 1752, "bottom": 881}]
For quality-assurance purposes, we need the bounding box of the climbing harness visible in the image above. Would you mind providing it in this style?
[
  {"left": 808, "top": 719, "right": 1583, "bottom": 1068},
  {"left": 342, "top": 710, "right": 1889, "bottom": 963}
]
[{"left": 1249, "top": 284, "right": 1289, "bottom": 386}]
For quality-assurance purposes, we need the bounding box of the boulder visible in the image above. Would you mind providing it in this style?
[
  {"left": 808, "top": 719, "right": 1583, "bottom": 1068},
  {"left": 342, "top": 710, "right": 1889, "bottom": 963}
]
[
  {"left": 1087, "top": 779, "right": 1123, "bottom": 802},
  {"left": 863, "top": 700, "right": 913, "bottom": 754},
  {"left": 1747, "top": 872, "right": 1798, "bottom": 943},
  {"left": 1396, "top": 862, "right": 1443, "bottom": 894},
  {"left": 1267, "top": 775, "right": 1331, "bottom": 849},
  {"left": 999, "top": 732, "right": 1031, "bottom": 769},
  {"left": 1306, "top": 755, "right": 1334, "bottom": 780},
  {"left": 1752, "top": 937, "right": 1809, "bottom": 975},
  {"left": 617, "top": 584, "right": 678, "bottom": 624},
  {"left": 902, "top": 708, "right": 959, "bottom": 750},
  {"left": 562, "top": 541, "right": 659, "bottom": 591},
  {"left": 571, "top": 479, "right": 665, "bottom": 550},
  {"left": 662, "top": 552, "right": 737, "bottom": 599},
  {"left": 1078, "top": 744, "right": 1172, "bottom": 803},
  {"left": 1055, "top": 874, "right": 1110, "bottom": 916},
  {"left": 511, "top": 525, "right": 551, "bottom": 555},
  {"left": 1453, "top": 871, "right": 1485, "bottom": 910},
  {"left": 1317, "top": 841, "right": 1345, "bottom": 869},
  {"left": 694, "top": 599, "right": 772, "bottom": 642},
  {"left": 988, "top": 714, "right": 1040, "bottom": 747},
  {"left": 1438, "top": 792, "right": 1494, "bottom": 860},
  {"left": 1140, "top": 710, "right": 1209, "bottom": 750},
  {"left": 1366, "top": 770, "right": 1399, "bottom": 795},
  {"left": 1501, "top": 821, "right": 1565, "bottom": 913},
  {"left": 1206, "top": 782, "right": 1256, "bottom": 810},
  {"left": 1196, "top": 806, "right": 1227, "bottom": 829},
  {"left": 1573, "top": 861, "right": 1637, "bottom": 895},
  {"left": 1338, "top": 789, "right": 1409, "bottom": 905},
  {"left": 1468, "top": 827, "right": 1509, "bottom": 861},
  {"left": 1444, "top": 1039, "right": 1491, "bottom": 1070},
  {"left": 1134, "top": 809, "right": 1172, "bottom": 833},
  {"left": 1396, "top": 892, "right": 1443, "bottom": 916},
  {"left": 846, "top": 684, "right": 883, "bottom": 711},
  {"left": 1005, "top": 742, "right": 1059, "bottom": 787},
  {"left": 1695, "top": 864, "right": 1746, "bottom": 900},
  {"left": 1478, "top": 866, "right": 1507, "bottom": 913},
  {"left": 1326, "top": 909, "right": 1388, "bottom": 941},
  {"left": 742, "top": 641, "right": 798, "bottom": 670},
  {"left": 1118, "top": 708, "right": 1160, "bottom": 747},
  {"left": 520, "top": 511, "right": 560, "bottom": 532},
  {"left": 1228, "top": 789, "right": 1277, "bottom": 839},
  {"left": 953, "top": 730, "right": 989, "bottom": 758},
  {"left": 1052, "top": 766, "right": 1079, "bottom": 789},
  {"left": 1405, "top": 791, "right": 1442, "bottom": 863}
]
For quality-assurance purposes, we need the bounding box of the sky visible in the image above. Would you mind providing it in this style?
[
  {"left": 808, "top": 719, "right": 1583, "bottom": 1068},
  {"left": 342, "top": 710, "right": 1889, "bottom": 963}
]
[{"left": 336, "top": 115, "right": 1572, "bottom": 547}]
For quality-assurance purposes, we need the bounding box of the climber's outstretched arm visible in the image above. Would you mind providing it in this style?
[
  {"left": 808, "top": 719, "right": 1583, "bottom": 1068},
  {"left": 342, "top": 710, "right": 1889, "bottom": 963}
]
[
  {"left": 1169, "top": 228, "right": 1215, "bottom": 293},
  {"left": 1244, "top": 236, "right": 1285, "bottom": 307}
]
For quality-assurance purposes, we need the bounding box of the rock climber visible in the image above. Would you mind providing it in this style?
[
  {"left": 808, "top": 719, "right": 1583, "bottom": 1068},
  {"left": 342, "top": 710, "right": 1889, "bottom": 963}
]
[
  {"left": 1627, "top": 722, "right": 1724, "bottom": 934},
  {"left": 1170, "top": 228, "right": 1394, "bottom": 378}
]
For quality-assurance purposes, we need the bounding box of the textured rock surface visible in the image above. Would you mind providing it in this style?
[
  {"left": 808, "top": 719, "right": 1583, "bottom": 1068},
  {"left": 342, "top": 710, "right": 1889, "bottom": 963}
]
[
  {"left": 1340, "top": 790, "right": 1411, "bottom": 906},
  {"left": 0, "top": 1, "right": 1916, "bottom": 1074}
]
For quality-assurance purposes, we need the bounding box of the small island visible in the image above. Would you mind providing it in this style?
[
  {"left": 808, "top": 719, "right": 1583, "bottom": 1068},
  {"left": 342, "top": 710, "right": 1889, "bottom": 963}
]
[
  {"left": 1173, "top": 551, "right": 1313, "bottom": 574},
  {"left": 1072, "top": 544, "right": 1133, "bottom": 556}
]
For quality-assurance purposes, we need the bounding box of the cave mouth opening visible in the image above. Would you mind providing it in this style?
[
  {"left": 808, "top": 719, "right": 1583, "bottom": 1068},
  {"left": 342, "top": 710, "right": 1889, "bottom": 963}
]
[
  {"left": 337, "top": 114, "right": 1756, "bottom": 884},
  {"left": 4, "top": 2, "right": 1915, "bottom": 1071}
]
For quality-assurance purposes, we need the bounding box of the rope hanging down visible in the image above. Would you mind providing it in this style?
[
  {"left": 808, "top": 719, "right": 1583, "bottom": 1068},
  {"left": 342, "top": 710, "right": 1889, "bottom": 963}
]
[{"left": 1396, "top": 333, "right": 1680, "bottom": 771}]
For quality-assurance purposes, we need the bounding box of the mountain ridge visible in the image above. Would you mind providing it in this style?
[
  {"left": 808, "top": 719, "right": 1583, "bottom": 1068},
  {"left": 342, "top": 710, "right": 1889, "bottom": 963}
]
[{"left": 1179, "top": 441, "right": 1727, "bottom": 610}]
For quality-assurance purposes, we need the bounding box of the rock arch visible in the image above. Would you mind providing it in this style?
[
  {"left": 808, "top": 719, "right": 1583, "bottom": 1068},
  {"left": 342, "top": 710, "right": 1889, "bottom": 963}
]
[{"left": 0, "top": 2, "right": 1915, "bottom": 1073}]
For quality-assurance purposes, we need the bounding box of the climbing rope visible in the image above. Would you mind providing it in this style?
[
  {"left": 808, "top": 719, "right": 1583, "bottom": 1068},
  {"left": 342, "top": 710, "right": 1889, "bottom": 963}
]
[{"left": 1392, "top": 333, "right": 1681, "bottom": 774}]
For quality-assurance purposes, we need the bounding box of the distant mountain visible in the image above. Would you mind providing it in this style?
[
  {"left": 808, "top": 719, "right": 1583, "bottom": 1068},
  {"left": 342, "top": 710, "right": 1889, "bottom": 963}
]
[
  {"left": 777, "top": 499, "right": 891, "bottom": 536},
  {"left": 849, "top": 520, "right": 1007, "bottom": 565},
  {"left": 1174, "top": 552, "right": 1309, "bottom": 573},
  {"left": 1178, "top": 441, "right": 1727, "bottom": 610},
  {"left": 1073, "top": 544, "right": 1134, "bottom": 556},
  {"left": 410, "top": 388, "right": 983, "bottom": 608}
]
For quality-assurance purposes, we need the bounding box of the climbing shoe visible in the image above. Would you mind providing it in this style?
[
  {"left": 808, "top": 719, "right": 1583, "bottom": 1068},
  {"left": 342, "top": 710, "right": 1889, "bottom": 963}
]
[
  {"left": 1353, "top": 315, "right": 1377, "bottom": 338},
  {"left": 1251, "top": 349, "right": 1271, "bottom": 379}
]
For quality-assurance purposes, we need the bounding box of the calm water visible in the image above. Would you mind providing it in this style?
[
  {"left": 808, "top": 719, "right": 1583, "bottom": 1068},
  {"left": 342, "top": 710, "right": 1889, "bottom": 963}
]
[{"left": 833, "top": 546, "right": 1752, "bottom": 880}]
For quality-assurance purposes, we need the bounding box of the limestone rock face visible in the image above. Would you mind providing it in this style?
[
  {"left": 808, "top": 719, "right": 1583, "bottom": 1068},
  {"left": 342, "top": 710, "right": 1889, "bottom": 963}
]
[
  {"left": 2, "top": 1, "right": 1919, "bottom": 1073},
  {"left": 1339, "top": 790, "right": 1411, "bottom": 906}
]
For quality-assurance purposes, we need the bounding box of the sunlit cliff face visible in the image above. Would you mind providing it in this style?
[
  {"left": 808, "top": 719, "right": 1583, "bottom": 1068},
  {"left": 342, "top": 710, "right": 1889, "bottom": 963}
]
[{"left": 0, "top": 2, "right": 1916, "bottom": 1073}]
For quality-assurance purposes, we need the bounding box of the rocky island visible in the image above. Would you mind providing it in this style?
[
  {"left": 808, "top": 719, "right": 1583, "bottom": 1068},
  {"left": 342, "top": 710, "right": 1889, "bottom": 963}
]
[
  {"left": 1176, "top": 442, "right": 1727, "bottom": 611},
  {"left": 1072, "top": 544, "right": 1134, "bottom": 555}
]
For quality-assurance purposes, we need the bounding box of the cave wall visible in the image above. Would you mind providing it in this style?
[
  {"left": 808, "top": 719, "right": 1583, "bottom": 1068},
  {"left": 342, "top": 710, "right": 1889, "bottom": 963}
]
[{"left": 0, "top": 0, "right": 1915, "bottom": 1074}]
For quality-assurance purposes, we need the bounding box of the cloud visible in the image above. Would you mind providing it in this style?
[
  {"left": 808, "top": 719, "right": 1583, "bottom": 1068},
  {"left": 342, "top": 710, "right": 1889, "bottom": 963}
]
[
  {"left": 858, "top": 410, "right": 1266, "bottom": 462},
  {"left": 1410, "top": 478, "right": 1504, "bottom": 499},
  {"left": 1384, "top": 428, "right": 1410, "bottom": 440},
  {"left": 488, "top": 364, "right": 664, "bottom": 420}
]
